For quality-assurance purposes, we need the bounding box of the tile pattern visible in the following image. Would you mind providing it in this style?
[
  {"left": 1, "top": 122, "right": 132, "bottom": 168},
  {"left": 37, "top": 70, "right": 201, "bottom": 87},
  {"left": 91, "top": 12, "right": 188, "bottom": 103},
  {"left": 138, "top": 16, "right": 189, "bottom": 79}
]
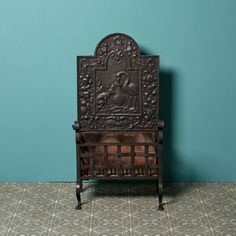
[{"left": 0, "top": 182, "right": 235, "bottom": 235}]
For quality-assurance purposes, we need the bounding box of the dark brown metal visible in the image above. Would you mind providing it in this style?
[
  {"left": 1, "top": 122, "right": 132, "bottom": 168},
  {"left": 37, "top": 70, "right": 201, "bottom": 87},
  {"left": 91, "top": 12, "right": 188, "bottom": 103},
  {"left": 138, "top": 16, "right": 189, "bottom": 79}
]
[
  {"left": 77, "top": 33, "right": 159, "bottom": 131},
  {"left": 130, "top": 145, "right": 135, "bottom": 177},
  {"left": 73, "top": 33, "right": 166, "bottom": 211}
]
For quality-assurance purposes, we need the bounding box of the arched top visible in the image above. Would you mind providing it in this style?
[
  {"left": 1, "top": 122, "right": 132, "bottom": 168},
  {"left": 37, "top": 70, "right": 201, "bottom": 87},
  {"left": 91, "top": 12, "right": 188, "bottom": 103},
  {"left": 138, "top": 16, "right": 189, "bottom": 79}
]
[
  {"left": 77, "top": 33, "right": 159, "bottom": 131},
  {"left": 94, "top": 33, "right": 141, "bottom": 57}
]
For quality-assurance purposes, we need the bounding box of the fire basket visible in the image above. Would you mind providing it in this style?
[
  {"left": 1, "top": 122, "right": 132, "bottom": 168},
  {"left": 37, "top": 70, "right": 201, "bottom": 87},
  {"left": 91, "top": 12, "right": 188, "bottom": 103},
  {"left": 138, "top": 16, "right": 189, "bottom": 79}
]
[{"left": 73, "top": 33, "right": 166, "bottom": 210}]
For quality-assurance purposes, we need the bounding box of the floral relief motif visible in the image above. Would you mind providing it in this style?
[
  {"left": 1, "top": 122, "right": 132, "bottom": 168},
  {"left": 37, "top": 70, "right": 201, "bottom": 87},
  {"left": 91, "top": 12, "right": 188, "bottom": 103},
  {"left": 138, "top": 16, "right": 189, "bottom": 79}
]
[{"left": 78, "top": 34, "right": 159, "bottom": 130}]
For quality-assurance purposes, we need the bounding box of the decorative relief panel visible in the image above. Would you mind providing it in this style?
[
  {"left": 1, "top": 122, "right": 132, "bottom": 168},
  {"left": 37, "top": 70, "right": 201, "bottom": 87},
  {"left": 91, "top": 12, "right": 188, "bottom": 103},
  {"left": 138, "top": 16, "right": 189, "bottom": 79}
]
[{"left": 78, "top": 33, "right": 159, "bottom": 130}]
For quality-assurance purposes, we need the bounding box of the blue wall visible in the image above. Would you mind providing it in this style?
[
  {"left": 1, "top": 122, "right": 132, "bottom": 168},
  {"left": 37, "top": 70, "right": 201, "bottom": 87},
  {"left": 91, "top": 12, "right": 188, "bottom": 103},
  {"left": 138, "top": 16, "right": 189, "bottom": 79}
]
[{"left": 0, "top": 0, "right": 236, "bottom": 182}]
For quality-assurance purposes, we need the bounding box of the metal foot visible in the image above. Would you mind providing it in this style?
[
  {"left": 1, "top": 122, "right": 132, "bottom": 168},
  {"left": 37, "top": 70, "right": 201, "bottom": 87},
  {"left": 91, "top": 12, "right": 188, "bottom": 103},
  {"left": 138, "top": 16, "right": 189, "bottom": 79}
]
[
  {"left": 75, "top": 203, "right": 82, "bottom": 210},
  {"left": 158, "top": 204, "right": 164, "bottom": 211}
]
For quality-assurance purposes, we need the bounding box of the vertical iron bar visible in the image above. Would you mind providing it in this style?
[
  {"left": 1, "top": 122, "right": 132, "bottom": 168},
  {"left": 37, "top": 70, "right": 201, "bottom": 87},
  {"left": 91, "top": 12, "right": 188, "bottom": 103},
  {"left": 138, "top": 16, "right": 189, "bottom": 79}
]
[
  {"left": 89, "top": 146, "right": 94, "bottom": 177},
  {"left": 131, "top": 145, "right": 135, "bottom": 176},
  {"left": 117, "top": 145, "right": 122, "bottom": 177},
  {"left": 104, "top": 145, "right": 108, "bottom": 177},
  {"left": 145, "top": 145, "right": 149, "bottom": 176}
]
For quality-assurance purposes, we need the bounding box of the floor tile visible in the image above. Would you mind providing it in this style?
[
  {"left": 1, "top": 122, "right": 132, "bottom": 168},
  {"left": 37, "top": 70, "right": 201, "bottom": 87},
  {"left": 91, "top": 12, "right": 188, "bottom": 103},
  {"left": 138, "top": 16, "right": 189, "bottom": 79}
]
[
  {"left": 131, "top": 211, "right": 170, "bottom": 235},
  {"left": 0, "top": 182, "right": 236, "bottom": 235},
  {"left": 209, "top": 214, "right": 236, "bottom": 236},
  {"left": 9, "top": 227, "right": 48, "bottom": 236},
  {"left": 91, "top": 213, "right": 130, "bottom": 235},
  {"left": 0, "top": 183, "right": 25, "bottom": 233},
  {"left": 230, "top": 183, "right": 236, "bottom": 198},
  {"left": 0, "top": 183, "right": 25, "bottom": 206},
  {"left": 169, "top": 213, "right": 212, "bottom": 234},
  {"left": 50, "top": 212, "right": 91, "bottom": 235},
  {"left": 196, "top": 183, "right": 234, "bottom": 201},
  {"left": 0, "top": 229, "right": 8, "bottom": 236},
  {"left": 91, "top": 183, "right": 130, "bottom": 235}
]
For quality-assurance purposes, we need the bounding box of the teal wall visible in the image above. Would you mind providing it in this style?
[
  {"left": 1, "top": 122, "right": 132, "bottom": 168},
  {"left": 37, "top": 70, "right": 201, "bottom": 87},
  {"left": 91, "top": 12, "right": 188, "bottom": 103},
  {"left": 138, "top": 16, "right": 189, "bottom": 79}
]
[{"left": 0, "top": 0, "right": 236, "bottom": 182}]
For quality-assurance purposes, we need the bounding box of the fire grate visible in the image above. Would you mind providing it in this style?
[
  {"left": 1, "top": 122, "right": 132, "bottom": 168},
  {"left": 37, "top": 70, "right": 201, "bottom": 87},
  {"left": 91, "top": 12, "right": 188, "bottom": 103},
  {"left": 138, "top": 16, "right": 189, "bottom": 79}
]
[{"left": 73, "top": 33, "right": 166, "bottom": 210}]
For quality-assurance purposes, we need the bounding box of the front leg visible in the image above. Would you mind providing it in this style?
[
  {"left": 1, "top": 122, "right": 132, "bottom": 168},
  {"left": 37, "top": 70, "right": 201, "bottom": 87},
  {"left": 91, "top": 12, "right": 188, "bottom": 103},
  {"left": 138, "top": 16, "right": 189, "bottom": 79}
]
[
  {"left": 75, "top": 184, "right": 82, "bottom": 210},
  {"left": 156, "top": 126, "right": 165, "bottom": 211},
  {"left": 158, "top": 179, "right": 164, "bottom": 211},
  {"left": 80, "top": 180, "right": 83, "bottom": 192},
  {"left": 74, "top": 130, "right": 82, "bottom": 210}
]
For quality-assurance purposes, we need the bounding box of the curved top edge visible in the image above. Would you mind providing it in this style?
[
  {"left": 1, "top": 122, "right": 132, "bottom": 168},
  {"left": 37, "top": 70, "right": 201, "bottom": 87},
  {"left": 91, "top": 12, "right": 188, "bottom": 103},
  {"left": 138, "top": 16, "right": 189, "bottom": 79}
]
[{"left": 94, "top": 33, "right": 141, "bottom": 55}]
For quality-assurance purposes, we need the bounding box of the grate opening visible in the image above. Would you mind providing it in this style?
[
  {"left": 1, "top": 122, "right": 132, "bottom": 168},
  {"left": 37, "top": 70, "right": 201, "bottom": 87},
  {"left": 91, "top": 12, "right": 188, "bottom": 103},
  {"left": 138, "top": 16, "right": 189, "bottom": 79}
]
[{"left": 79, "top": 132, "right": 159, "bottom": 178}]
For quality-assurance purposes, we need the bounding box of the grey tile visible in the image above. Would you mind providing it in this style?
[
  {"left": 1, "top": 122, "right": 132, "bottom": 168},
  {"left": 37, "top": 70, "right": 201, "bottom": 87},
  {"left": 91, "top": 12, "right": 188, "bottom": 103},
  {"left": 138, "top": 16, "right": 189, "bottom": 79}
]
[
  {"left": 91, "top": 227, "right": 130, "bottom": 236},
  {"left": 196, "top": 183, "right": 234, "bottom": 201},
  {"left": 50, "top": 182, "right": 92, "bottom": 235},
  {"left": 24, "top": 182, "right": 60, "bottom": 192},
  {"left": 229, "top": 182, "right": 236, "bottom": 189},
  {"left": 166, "top": 186, "right": 203, "bottom": 219},
  {"left": 0, "top": 182, "right": 235, "bottom": 235},
  {"left": 91, "top": 184, "right": 130, "bottom": 235},
  {"left": 167, "top": 204, "right": 213, "bottom": 235},
  {"left": 0, "top": 228, "right": 8, "bottom": 236},
  {"left": 166, "top": 184, "right": 212, "bottom": 236},
  {"left": 203, "top": 198, "right": 236, "bottom": 216},
  {"left": 132, "top": 227, "right": 172, "bottom": 236},
  {"left": 17, "top": 200, "right": 55, "bottom": 216},
  {"left": 209, "top": 214, "right": 236, "bottom": 235},
  {"left": 171, "top": 231, "right": 212, "bottom": 236},
  {"left": 131, "top": 211, "right": 170, "bottom": 235},
  {"left": 0, "top": 202, "right": 18, "bottom": 229},
  {"left": 168, "top": 202, "right": 206, "bottom": 217},
  {"left": 9, "top": 226, "right": 48, "bottom": 235},
  {"left": 13, "top": 183, "right": 59, "bottom": 216},
  {"left": 51, "top": 232, "right": 88, "bottom": 236},
  {"left": 50, "top": 212, "right": 91, "bottom": 235},
  {"left": 164, "top": 183, "right": 199, "bottom": 203},
  {"left": 10, "top": 213, "right": 52, "bottom": 231},
  {"left": 169, "top": 212, "right": 212, "bottom": 232},
  {"left": 91, "top": 213, "right": 130, "bottom": 234},
  {"left": 196, "top": 183, "right": 236, "bottom": 234},
  {"left": 214, "top": 229, "right": 236, "bottom": 236},
  {"left": 230, "top": 183, "right": 236, "bottom": 198},
  {"left": 129, "top": 197, "right": 161, "bottom": 213},
  {"left": 0, "top": 184, "right": 25, "bottom": 234},
  {"left": 129, "top": 191, "right": 170, "bottom": 236},
  {"left": 0, "top": 183, "right": 25, "bottom": 206},
  {"left": 6, "top": 183, "right": 57, "bottom": 236},
  {"left": 93, "top": 198, "right": 129, "bottom": 213}
]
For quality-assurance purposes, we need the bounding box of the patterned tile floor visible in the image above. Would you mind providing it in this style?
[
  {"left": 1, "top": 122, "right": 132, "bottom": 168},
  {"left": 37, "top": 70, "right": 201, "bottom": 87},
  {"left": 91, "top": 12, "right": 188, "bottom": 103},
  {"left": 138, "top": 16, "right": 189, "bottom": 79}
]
[{"left": 0, "top": 182, "right": 236, "bottom": 236}]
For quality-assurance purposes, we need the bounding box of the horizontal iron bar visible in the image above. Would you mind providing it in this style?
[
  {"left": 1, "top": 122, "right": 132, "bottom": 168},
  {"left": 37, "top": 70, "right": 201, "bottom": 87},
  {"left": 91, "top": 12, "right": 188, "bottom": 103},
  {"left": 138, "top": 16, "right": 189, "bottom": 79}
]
[
  {"left": 79, "top": 142, "right": 159, "bottom": 146},
  {"left": 80, "top": 152, "right": 159, "bottom": 158},
  {"left": 80, "top": 164, "right": 158, "bottom": 169},
  {"left": 77, "top": 129, "right": 160, "bottom": 132},
  {"left": 80, "top": 176, "right": 159, "bottom": 180}
]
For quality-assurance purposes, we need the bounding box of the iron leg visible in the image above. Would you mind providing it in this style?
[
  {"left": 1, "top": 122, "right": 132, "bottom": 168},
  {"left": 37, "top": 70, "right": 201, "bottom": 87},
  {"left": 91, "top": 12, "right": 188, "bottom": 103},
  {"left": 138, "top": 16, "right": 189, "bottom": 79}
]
[
  {"left": 158, "top": 179, "right": 164, "bottom": 211},
  {"left": 75, "top": 184, "right": 82, "bottom": 210},
  {"left": 80, "top": 180, "right": 83, "bottom": 192}
]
